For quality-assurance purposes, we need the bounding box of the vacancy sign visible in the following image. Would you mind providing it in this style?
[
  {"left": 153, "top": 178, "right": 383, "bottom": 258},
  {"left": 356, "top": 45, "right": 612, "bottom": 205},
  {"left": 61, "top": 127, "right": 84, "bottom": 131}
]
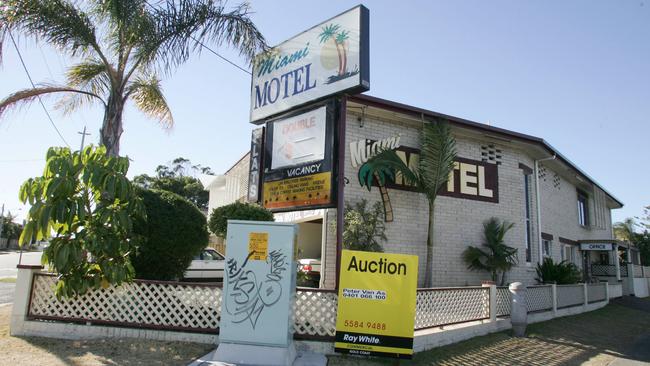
[
  {"left": 335, "top": 250, "right": 418, "bottom": 359},
  {"left": 250, "top": 5, "right": 369, "bottom": 123}
]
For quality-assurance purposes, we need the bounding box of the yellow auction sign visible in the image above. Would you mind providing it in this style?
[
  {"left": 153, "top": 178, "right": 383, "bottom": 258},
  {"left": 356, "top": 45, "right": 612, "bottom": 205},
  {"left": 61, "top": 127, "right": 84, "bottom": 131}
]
[{"left": 335, "top": 250, "right": 418, "bottom": 359}]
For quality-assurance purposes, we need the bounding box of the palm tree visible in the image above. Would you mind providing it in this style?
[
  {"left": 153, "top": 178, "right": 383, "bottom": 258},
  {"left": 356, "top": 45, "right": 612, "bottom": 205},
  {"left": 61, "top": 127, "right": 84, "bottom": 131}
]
[
  {"left": 613, "top": 218, "right": 637, "bottom": 242},
  {"left": 358, "top": 121, "right": 456, "bottom": 287},
  {"left": 0, "top": 0, "right": 266, "bottom": 156},
  {"left": 463, "top": 217, "right": 517, "bottom": 285}
]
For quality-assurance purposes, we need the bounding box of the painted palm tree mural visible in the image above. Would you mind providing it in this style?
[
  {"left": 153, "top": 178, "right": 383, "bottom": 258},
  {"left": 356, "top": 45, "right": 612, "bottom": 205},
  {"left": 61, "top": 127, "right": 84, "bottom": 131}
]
[
  {"left": 318, "top": 24, "right": 358, "bottom": 84},
  {"left": 358, "top": 122, "right": 457, "bottom": 287}
]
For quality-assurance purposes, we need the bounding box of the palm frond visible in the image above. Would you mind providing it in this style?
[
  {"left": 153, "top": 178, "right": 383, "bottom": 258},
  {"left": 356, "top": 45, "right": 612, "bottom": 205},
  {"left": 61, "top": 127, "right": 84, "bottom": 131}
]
[
  {"left": 463, "top": 246, "right": 491, "bottom": 272},
  {"left": 0, "top": 86, "right": 105, "bottom": 120},
  {"left": 418, "top": 121, "right": 457, "bottom": 201},
  {"left": 358, "top": 149, "right": 418, "bottom": 191},
  {"left": 0, "top": 0, "right": 106, "bottom": 63},
  {"left": 134, "top": 0, "right": 267, "bottom": 74},
  {"left": 126, "top": 75, "right": 173, "bottom": 128},
  {"left": 66, "top": 59, "right": 111, "bottom": 95}
]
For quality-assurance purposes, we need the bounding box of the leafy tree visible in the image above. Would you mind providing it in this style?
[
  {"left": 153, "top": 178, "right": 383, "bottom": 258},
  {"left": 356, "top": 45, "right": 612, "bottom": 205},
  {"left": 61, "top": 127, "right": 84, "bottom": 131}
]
[
  {"left": 463, "top": 218, "right": 518, "bottom": 285},
  {"left": 613, "top": 218, "right": 637, "bottom": 242},
  {"left": 1, "top": 213, "right": 23, "bottom": 240},
  {"left": 0, "top": 0, "right": 266, "bottom": 156},
  {"left": 359, "top": 121, "right": 457, "bottom": 287},
  {"left": 614, "top": 217, "right": 650, "bottom": 265},
  {"left": 209, "top": 201, "right": 274, "bottom": 238},
  {"left": 131, "top": 189, "right": 208, "bottom": 280},
  {"left": 133, "top": 157, "right": 212, "bottom": 210},
  {"left": 535, "top": 257, "right": 581, "bottom": 284},
  {"left": 19, "top": 145, "right": 145, "bottom": 298},
  {"left": 343, "top": 199, "right": 386, "bottom": 252}
]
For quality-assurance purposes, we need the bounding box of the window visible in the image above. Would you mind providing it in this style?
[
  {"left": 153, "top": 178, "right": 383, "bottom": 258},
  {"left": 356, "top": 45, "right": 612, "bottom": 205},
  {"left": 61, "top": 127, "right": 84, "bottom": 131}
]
[
  {"left": 577, "top": 190, "right": 589, "bottom": 226},
  {"left": 542, "top": 240, "right": 552, "bottom": 258},
  {"left": 524, "top": 174, "right": 532, "bottom": 262},
  {"left": 562, "top": 245, "right": 573, "bottom": 263}
]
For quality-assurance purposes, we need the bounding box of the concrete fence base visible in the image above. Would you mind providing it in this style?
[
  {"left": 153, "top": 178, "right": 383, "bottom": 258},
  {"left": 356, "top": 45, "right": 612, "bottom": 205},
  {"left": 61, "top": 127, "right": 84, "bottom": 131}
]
[{"left": 11, "top": 266, "right": 613, "bottom": 355}]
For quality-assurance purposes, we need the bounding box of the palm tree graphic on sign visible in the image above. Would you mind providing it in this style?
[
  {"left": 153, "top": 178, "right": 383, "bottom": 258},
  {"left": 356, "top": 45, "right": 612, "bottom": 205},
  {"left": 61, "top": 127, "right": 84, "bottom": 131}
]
[{"left": 318, "top": 24, "right": 359, "bottom": 84}]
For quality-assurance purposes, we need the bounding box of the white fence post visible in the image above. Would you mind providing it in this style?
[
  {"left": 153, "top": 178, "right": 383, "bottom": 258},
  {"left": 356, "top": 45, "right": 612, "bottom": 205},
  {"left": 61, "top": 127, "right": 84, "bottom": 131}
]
[
  {"left": 488, "top": 284, "right": 497, "bottom": 322},
  {"left": 509, "top": 282, "right": 527, "bottom": 337},
  {"left": 551, "top": 284, "right": 557, "bottom": 315},
  {"left": 605, "top": 282, "right": 609, "bottom": 303},
  {"left": 10, "top": 265, "right": 43, "bottom": 336},
  {"left": 583, "top": 283, "right": 588, "bottom": 308}
]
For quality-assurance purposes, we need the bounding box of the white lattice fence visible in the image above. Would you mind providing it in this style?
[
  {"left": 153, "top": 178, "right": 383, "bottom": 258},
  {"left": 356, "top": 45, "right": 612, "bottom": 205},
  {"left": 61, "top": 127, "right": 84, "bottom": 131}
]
[
  {"left": 28, "top": 274, "right": 222, "bottom": 332},
  {"left": 415, "top": 287, "right": 490, "bottom": 329},
  {"left": 587, "top": 283, "right": 607, "bottom": 303},
  {"left": 496, "top": 287, "right": 511, "bottom": 317},
  {"left": 591, "top": 264, "right": 618, "bottom": 277},
  {"left": 557, "top": 284, "right": 584, "bottom": 308},
  {"left": 525, "top": 286, "right": 553, "bottom": 313},
  {"left": 293, "top": 289, "right": 337, "bottom": 339}
]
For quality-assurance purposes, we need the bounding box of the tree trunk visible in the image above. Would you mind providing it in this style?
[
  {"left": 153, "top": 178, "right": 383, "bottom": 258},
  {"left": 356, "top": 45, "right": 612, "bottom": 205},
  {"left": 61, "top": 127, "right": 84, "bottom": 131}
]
[
  {"left": 373, "top": 172, "right": 393, "bottom": 222},
  {"left": 424, "top": 200, "right": 435, "bottom": 288},
  {"left": 100, "top": 96, "right": 124, "bottom": 156}
]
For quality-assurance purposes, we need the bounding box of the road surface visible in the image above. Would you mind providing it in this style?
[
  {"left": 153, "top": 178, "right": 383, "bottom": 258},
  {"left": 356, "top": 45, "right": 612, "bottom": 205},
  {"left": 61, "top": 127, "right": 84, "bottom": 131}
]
[
  {"left": 0, "top": 250, "right": 43, "bottom": 278},
  {"left": 0, "top": 250, "right": 42, "bottom": 305}
]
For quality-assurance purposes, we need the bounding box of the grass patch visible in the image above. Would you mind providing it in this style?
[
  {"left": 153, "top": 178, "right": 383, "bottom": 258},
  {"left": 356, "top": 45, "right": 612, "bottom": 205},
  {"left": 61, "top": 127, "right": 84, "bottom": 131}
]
[{"left": 0, "top": 278, "right": 16, "bottom": 283}]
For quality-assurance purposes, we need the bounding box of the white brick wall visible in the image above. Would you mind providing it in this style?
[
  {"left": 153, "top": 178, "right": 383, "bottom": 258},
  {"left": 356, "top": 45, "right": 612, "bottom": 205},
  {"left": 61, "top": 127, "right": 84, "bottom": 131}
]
[{"left": 330, "top": 110, "right": 617, "bottom": 288}]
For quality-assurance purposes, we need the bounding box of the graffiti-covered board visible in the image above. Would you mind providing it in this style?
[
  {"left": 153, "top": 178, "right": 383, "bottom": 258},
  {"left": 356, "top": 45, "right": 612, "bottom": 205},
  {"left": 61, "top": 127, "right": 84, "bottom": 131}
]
[{"left": 219, "top": 220, "right": 297, "bottom": 347}]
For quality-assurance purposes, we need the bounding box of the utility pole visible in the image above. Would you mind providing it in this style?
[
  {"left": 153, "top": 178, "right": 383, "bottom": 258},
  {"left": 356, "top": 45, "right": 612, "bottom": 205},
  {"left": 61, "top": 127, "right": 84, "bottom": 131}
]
[
  {"left": 78, "top": 126, "right": 91, "bottom": 151},
  {"left": 0, "top": 204, "right": 5, "bottom": 242}
]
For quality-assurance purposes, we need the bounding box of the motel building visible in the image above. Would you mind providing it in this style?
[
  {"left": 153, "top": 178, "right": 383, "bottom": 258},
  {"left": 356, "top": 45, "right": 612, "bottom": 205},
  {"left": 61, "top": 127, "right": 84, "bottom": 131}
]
[{"left": 206, "top": 94, "right": 643, "bottom": 292}]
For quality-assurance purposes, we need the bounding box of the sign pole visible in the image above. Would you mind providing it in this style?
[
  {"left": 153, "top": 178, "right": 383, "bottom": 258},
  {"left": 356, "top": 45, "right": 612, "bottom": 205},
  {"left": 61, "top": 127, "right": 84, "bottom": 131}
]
[{"left": 335, "top": 96, "right": 347, "bottom": 290}]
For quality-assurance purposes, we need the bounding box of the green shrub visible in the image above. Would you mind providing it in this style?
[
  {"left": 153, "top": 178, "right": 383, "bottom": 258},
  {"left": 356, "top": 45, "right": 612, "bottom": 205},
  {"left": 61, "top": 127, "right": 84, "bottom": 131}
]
[
  {"left": 132, "top": 189, "right": 209, "bottom": 280},
  {"left": 535, "top": 257, "right": 582, "bottom": 284},
  {"left": 208, "top": 202, "right": 274, "bottom": 238},
  {"left": 343, "top": 199, "right": 386, "bottom": 252}
]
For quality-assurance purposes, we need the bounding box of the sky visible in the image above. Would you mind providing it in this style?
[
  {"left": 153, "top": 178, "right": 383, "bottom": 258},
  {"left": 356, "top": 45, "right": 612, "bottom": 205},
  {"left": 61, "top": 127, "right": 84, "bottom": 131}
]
[{"left": 0, "top": 1, "right": 648, "bottom": 226}]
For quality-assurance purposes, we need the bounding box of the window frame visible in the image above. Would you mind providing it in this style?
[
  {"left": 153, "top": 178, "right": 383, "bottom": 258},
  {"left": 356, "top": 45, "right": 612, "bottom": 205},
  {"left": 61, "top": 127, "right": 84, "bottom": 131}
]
[
  {"left": 542, "top": 239, "right": 552, "bottom": 258},
  {"left": 577, "top": 190, "right": 590, "bottom": 227},
  {"left": 524, "top": 174, "right": 532, "bottom": 262}
]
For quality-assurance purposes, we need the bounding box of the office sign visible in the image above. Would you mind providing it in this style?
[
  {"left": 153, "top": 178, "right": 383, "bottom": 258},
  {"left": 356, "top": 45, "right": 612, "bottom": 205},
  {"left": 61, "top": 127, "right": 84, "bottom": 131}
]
[
  {"left": 580, "top": 243, "right": 613, "bottom": 251},
  {"left": 247, "top": 127, "right": 264, "bottom": 202},
  {"left": 335, "top": 250, "right": 418, "bottom": 359},
  {"left": 250, "top": 5, "right": 369, "bottom": 123},
  {"left": 219, "top": 221, "right": 297, "bottom": 347},
  {"left": 262, "top": 103, "right": 336, "bottom": 212}
]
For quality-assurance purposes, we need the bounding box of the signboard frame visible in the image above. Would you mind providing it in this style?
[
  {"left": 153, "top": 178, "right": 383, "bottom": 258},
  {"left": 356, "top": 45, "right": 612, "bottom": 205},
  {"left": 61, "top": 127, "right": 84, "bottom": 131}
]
[
  {"left": 335, "top": 250, "right": 418, "bottom": 359},
  {"left": 261, "top": 99, "right": 338, "bottom": 212},
  {"left": 249, "top": 5, "right": 369, "bottom": 123},
  {"left": 580, "top": 243, "right": 613, "bottom": 251}
]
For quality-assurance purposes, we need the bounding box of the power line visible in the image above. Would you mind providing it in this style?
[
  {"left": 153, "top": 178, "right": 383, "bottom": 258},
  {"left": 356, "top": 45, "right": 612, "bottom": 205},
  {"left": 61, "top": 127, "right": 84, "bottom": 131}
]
[
  {"left": 8, "top": 32, "right": 71, "bottom": 148},
  {"left": 190, "top": 36, "right": 252, "bottom": 75},
  {"left": 144, "top": 1, "right": 252, "bottom": 76}
]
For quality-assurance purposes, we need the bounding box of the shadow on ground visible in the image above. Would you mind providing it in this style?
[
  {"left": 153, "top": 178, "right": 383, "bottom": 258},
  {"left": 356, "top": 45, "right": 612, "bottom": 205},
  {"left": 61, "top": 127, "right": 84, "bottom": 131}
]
[
  {"left": 0, "top": 305, "right": 213, "bottom": 366},
  {"left": 330, "top": 299, "right": 650, "bottom": 366}
]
